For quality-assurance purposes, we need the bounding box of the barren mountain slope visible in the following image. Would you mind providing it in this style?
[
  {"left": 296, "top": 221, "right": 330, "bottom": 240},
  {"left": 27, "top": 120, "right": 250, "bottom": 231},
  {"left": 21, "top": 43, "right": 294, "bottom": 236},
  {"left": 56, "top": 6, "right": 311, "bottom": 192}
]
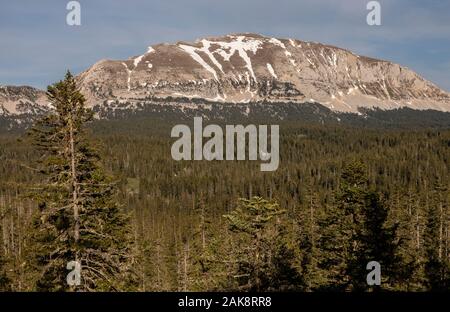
[{"left": 77, "top": 33, "right": 450, "bottom": 112}]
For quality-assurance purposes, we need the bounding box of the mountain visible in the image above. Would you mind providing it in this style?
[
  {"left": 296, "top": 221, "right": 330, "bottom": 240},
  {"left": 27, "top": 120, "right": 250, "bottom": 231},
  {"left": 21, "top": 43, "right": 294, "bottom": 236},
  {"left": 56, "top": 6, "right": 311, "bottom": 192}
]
[
  {"left": 1, "top": 33, "right": 450, "bottom": 126},
  {"left": 0, "top": 85, "right": 48, "bottom": 115},
  {"left": 78, "top": 33, "right": 450, "bottom": 113},
  {"left": 0, "top": 85, "right": 51, "bottom": 129}
]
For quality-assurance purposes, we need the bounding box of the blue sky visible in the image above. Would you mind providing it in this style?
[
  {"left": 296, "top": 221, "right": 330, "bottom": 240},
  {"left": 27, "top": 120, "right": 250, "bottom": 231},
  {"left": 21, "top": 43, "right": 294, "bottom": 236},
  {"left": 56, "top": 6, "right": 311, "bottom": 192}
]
[{"left": 1, "top": 0, "right": 449, "bottom": 91}]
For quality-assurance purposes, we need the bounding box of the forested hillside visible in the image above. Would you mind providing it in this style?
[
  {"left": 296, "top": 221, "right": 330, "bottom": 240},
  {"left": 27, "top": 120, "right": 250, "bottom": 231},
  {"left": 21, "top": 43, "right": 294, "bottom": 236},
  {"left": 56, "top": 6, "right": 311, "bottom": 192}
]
[{"left": 1, "top": 110, "right": 449, "bottom": 291}]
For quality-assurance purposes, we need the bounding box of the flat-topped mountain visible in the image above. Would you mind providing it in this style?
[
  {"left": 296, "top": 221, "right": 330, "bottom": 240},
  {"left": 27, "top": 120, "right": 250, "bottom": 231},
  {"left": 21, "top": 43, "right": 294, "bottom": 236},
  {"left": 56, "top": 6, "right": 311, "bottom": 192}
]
[
  {"left": 1, "top": 33, "right": 450, "bottom": 124},
  {"left": 78, "top": 33, "right": 450, "bottom": 112}
]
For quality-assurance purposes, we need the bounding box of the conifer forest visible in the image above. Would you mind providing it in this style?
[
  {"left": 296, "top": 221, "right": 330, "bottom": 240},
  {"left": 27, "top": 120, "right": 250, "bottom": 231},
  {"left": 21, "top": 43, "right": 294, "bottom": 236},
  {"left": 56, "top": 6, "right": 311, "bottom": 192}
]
[{"left": 0, "top": 73, "right": 448, "bottom": 292}]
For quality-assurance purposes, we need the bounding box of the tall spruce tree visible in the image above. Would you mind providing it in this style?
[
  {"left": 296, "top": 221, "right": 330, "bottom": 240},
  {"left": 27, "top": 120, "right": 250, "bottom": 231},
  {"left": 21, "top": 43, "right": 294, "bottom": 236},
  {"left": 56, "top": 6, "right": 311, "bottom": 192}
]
[
  {"left": 319, "top": 161, "right": 401, "bottom": 291},
  {"left": 424, "top": 179, "right": 450, "bottom": 291},
  {"left": 318, "top": 161, "right": 368, "bottom": 290},
  {"left": 350, "top": 191, "right": 400, "bottom": 291},
  {"left": 223, "top": 197, "right": 301, "bottom": 291},
  {"left": 186, "top": 193, "right": 220, "bottom": 291},
  {"left": 26, "top": 71, "right": 136, "bottom": 291},
  {"left": 297, "top": 185, "right": 326, "bottom": 290}
]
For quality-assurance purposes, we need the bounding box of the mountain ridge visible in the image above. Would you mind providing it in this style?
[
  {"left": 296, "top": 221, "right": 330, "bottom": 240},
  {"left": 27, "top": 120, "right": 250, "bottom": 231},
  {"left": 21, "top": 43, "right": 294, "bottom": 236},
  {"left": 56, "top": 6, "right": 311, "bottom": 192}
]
[
  {"left": 76, "top": 33, "right": 450, "bottom": 113},
  {"left": 1, "top": 33, "right": 450, "bottom": 121}
]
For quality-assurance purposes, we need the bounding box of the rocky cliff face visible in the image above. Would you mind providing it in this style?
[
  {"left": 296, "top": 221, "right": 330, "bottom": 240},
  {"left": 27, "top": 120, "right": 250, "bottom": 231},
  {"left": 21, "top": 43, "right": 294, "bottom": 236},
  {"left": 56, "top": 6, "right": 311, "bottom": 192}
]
[
  {"left": 0, "top": 85, "right": 49, "bottom": 116},
  {"left": 77, "top": 33, "right": 450, "bottom": 113}
]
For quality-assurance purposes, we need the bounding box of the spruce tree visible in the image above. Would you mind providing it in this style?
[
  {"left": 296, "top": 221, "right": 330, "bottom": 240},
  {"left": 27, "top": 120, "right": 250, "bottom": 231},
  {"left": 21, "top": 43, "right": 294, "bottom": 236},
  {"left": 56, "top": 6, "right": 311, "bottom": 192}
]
[
  {"left": 424, "top": 180, "right": 450, "bottom": 291},
  {"left": 26, "top": 71, "right": 136, "bottom": 291},
  {"left": 0, "top": 254, "right": 11, "bottom": 291},
  {"left": 350, "top": 191, "right": 400, "bottom": 291},
  {"left": 223, "top": 197, "right": 301, "bottom": 291},
  {"left": 0, "top": 206, "right": 11, "bottom": 291},
  {"left": 319, "top": 161, "right": 401, "bottom": 291},
  {"left": 296, "top": 185, "right": 326, "bottom": 290},
  {"left": 318, "top": 161, "right": 368, "bottom": 290},
  {"left": 186, "top": 193, "right": 219, "bottom": 291}
]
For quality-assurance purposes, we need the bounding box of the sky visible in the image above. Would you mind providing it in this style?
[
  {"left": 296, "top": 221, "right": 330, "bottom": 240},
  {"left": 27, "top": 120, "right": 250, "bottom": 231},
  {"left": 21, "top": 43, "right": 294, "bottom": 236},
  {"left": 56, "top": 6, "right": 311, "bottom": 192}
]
[{"left": 0, "top": 0, "right": 449, "bottom": 91}]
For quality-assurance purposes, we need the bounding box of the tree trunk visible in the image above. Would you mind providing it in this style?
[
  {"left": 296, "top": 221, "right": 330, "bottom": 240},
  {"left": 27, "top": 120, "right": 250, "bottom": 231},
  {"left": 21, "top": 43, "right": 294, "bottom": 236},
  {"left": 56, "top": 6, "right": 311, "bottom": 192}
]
[
  {"left": 68, "top": 117, "right": 79, "bottom": 244},
  {"left": 183, "top": 241, "right": 189, "bottom": 291},
  {"left": 439, "top": 202, "right": 443, "bottom": 260}
]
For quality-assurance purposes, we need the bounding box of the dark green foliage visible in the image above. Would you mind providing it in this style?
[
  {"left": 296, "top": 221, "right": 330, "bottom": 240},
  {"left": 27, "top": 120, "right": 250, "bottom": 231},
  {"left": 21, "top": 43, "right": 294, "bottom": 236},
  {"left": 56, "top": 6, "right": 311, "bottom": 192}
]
[
  {"left": 424, "top": 180, "right": 450, "bottom": 291},
  {"left": 0, "top": 113, "right": 449, "bottom": 291},
  {"left": 319, "top": 162, "right": 404, "bottom": 291},
  {"left": 0, "top": 255, "right": 10, "bottom": 291},
  {"left": 24, "top": 72, "right": 136, "bottom": 291},
  {"left": 223, "top": 197, "right": 302, "bottom": 291},
  {"left": 350, "top": 191, "right": 400, "bottom": 291}
]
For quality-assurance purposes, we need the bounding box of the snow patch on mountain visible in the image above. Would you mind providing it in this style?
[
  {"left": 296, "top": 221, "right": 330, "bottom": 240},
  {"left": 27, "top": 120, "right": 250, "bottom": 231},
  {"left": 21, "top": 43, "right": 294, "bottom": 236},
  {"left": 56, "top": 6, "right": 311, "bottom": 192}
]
[
  {"left": 122, "top": 62, "right": 132, "bottom": 91},
  {"left": 266, "top": 63, "right": 278, "bottom": 79},
  {"left": 178, "top": 44, "right": 219, "bottom": 80}
]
